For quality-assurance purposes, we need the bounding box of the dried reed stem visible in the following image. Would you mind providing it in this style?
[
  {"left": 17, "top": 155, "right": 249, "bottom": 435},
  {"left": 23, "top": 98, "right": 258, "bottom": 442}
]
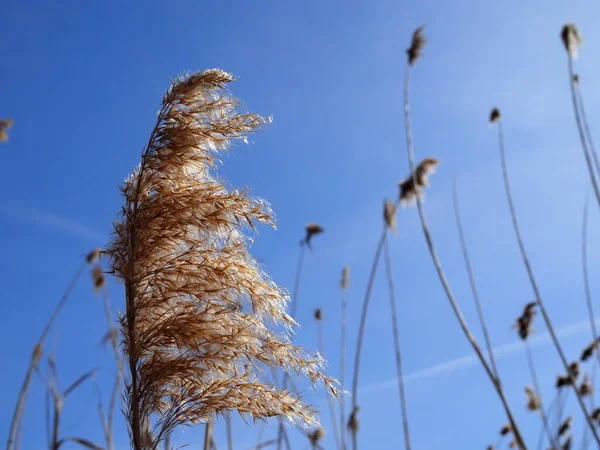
[
  {"left": 403, "top": 60, "right": 525, "bottom": 449},
  {"left": 6, "top": 260, "right": 87, "bottom": 450},
  {"left": 575, "top": 81, "right": 600, "bottom": 180},
  {"left": 226, "top": 416, "right": 233, "bottom": 450},
  {"left": 350, "top": 229, "right": 387, "bottom": 450},
  {"left": 383, "top": 235, "right": 411, "bottom": 450},
  {"left": 204, "top": 423, "right": 214, "bottom": 450},
  {"left": 316, "top": 313, "right": 342, "bottom": 450},
  {"left": 524, "top": 341, "right": 556, "bottom": 447},
  {"left": 339, "top": 267, "right": 349, "bottom": 450},
  {"left": 582, "top": 199, "right": 600, "bottom": 369},
  {"left": 99, "top": 286, "right": 123, "bottom": 450},
  {"left": 494, "top": 117, "right": 600, "bottom": 444},
  {"left": 452, "top": 181, "right": 499, "bottom": 378},
  {"left": 567, "top": 56, "right": 600, "bottom": 209}
]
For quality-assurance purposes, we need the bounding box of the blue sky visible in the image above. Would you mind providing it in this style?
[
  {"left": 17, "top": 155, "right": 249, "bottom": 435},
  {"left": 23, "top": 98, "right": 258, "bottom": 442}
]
[{"left": 3, "top": 0, "right": 600, "bottom": 449}]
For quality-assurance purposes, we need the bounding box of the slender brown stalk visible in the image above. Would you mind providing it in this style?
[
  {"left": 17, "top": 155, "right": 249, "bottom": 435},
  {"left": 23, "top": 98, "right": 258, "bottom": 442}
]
[
  {"left": 452, "top": 181, "right": 499, "bottom": 378},
  {"left": 99, "top": 286, "right": 122, "bottom": 450},
  {"left": 350, "top": 229, "right": 387, "bottom": 450},
  {"left": 582, "top": 199, "right": 600, "bottom": 370},
  {"left": 339, "top": 266, "right": 349, "bottom": 450},
  {"left": 494, "top": 116, "right": 600, "bottom": 443},
  {"left": 403, "top": 58, "right": 525, "bottom": 448},
  {"left": 382, "top": 235, "right": 411, "bottom": 450},
  {"left": 204, "top": 423, "right": 214, "bottom": 450},
  {"left": 524, "top": 342, "right": 555, "bottom": 447},
  {"left": 566, "top": 55, "right": 600, "bottom": 209},
  {"left": 226, "top": 416, "right": 233, "bottom": 450},
  {"left": 7, "top": 260, "right": 87, "bottom": 450},
  {"left": 316, "top": 312, "right": 342, "bottom": 450},
  {"left": 575, "top": 81, "right": 600, "bottom": 179}
]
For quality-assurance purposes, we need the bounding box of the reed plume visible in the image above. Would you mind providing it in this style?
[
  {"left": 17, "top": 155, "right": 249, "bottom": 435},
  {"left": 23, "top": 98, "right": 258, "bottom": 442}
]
[
  {"left": 107, "top": 69, "right": 337, "bottom": 449},
  {"left": 339, "top": 265, "right": 350, "bottom": 450}
]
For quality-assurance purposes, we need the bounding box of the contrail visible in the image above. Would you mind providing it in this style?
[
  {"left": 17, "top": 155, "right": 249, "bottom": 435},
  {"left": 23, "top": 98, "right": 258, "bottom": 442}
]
[
  {"left": 360, "top": 317, "right": 597, "bottom": 394},
  {"left": 0, "top": 202, "right": 105, "bottom": 242}
]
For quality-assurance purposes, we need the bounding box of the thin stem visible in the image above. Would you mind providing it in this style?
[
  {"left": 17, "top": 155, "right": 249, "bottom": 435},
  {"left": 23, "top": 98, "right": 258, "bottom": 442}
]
[
  {"left": 575, "top": 81, "right": 600, "bottom": 179},
  {"left": 383, "top": 234, "right": 411, "bottom": 450},
  {"left": 226, "top": 416, "right": 233, "bottom": 450},
  {"left": 317, "top": 317, "right": 342, "bottom": 450},
  {"left": 6, "top": 260, "right": 86, "bottom": 450},
  {"left": 495, "top": 117, "right": 600, "bottom": 444},
  {"left": 403, "top": 64, "right": 526, "bottom": 449},
  {"left": 203, "top": 422, "right": 214, "bottom": 450},
  {"left": 567, "top": 56, "right": 600, "bottom": 209},
  {"left": 100, "top": 286, "right": 122, "bottom": 450},
  {"left": 277, "top": 243, "right": 306, "bottom": 450},
  {"left": 582, "top": 199, "right": 600, "bottom": 370},
  {"left": 350, "top": 229, "right": 387, "bottom": 450},
  {"left": 452, "top": 181, "right": 499, "bottom": 379},
  {"left": 524, "top": 342, "right": 556, "bottom": 448},
  {"left": 339, "top": 287, "right": 348, "bottom": 450}
]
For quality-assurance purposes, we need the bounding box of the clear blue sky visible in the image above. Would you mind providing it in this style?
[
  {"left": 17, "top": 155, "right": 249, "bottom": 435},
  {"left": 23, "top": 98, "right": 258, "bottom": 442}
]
[{"left": 3, "top": 1, "right": 600, "bottom": 449}]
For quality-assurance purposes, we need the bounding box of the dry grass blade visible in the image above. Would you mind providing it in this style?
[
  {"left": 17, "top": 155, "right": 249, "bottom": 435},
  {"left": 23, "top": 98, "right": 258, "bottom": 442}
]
[
  {"left": 581, "top": 199, "right": 600, "bottom": 371},
  {"left": 107, "top": 69, "right": 338, "bottom": 449},
  {"left": 63, "top": 369, "right": 98, "bottom": 398},
  {"left": 339, "top": 265, "right": 350, "bottom": 450},
  {"left": 58, "top": 437, "right": 106, "bottom": 450},
  {"left": 493, "top": 109, "right": 600, "bottom": 444},
  {"left": 401, "top": 27, "right": 526, "bottom": 449}
]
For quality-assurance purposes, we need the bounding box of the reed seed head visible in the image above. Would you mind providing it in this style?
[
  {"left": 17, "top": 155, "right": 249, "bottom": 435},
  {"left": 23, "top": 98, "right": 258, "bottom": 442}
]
[
  {"left": 348, "top": 406, "right": 360, "bottom": 433},
  {"left": 580, "top": 337, "right": 600, "bottom": 362},
  {"left": 340, "top": 265, "right": 350, "bottom": 291},
  {"left": 591, "top": 407, "right": 600, "bottom": 422},
  {"left": 558, "top": 416, "right": 572, "bottom": 437},
  {"left": 0, "top": 118, "right": 13, "bottom": 142},
  {"left": 107, "top": 69, "right": 338, "bottom": 443},
  {"left": 562, "top": 434, "right": 573, "bottom": 450},
  {"left": 514, "top": 302, "right": 536, "bottom": 340},
  {"left": 86, "top": 248, "right": 102, "bottom": 265},
  {"left": 500, "top": 424, "right": 512, "bottom": 436},
  {"left": 309, "top": 427, "right": 325, "bottom": 444},
  {"left": 489, "top": 108, "right": 501, "bottom": 123},
  {"left": 399, "top": 157, "right": 439, "bottom": 206},
  {"left": 579, "top": 374, "right": 592, "bottom": 397},
  {"left": 383, "top": 199, "right": 397, "bottom": 231},
  {"left": 508, "top": 440, "right": 518, "bottom": 449},
  {"left": 572, "top": 74, "right": 580, "bottom": 84},
  {"left": 304, "top": 223, "right": 324, "bottom": 248},
  {"left": 407, "top": 26, "right": 426, "bottom": 66},
  {"left": 314, "top": 308, "right": 322, "bottom": 322},
  {"left": 556, "top": 375, "right": 572, "bottom": 389},
  {"left": 561, "top": 23, "right": 583, "bottom": 59},
  {"left": 524, "top": 386, "right": 541, "bottom": 411},
  {"left": 92, "top": 266, "right": 105, "bottom": 292}
]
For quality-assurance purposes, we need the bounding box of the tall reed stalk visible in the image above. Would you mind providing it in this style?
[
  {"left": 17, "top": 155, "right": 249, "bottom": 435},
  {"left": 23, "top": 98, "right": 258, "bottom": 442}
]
[
  {"left": 339, "top": 266, "right": 350, "bottom": 450},
  {"left": 524, "top": 342, "right": 555, "bottom": 447},
  {"left": 382, "top": 233, "right": 411, "bottom": 450},
  {"left": 582, "top": 200, "right": 600, "bottom": 370},
  {"left": 402, "top": 27, "right": 526, "bottom": 449},
  {"left": 493, "top": 112, "right": 600, "bottom": 444}
]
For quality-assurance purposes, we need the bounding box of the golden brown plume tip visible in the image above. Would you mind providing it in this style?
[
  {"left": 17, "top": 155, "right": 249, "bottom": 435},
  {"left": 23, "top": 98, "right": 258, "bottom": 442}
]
[
  {"left": 489, "top": 108, "right": 501, "bottom": 123},
  {"left": 524, "top": 386, "right": 541, "bottom": 411},
  {"left": 314, "top": 308, "right": 322, "bottom": 321},
  {"left": 407, "top": 26, "right": 426, "bottom": 66},
  {"left": 561, "top": 23, "right": 583, "bottom": 59},
  {"left": 107, "top": 69, "right": 338, "bottom": 442},
  {"left": 348, "top": 406, "right": 360, "bottom": 433}
]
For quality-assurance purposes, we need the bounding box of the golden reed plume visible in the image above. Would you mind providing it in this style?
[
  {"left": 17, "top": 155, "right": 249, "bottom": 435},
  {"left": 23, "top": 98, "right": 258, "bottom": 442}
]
[{"left": 108, "top": 69, "right": 337, "bottom": 449}]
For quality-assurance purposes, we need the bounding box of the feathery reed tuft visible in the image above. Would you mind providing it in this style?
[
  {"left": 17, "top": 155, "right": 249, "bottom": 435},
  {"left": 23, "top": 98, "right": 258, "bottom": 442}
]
[
  {"left": 561, "top": 23, "right": 583, "bottom": 59},
  {"left": 341, "top": 265, "right": 350, "bottom": 291},
  {"left": 558, "top": 416, "right": 572, "bottom": 437},
  {"left": 525, "top": 386, "right": 541, "bottom": 411},
  {"left": 107, "top": 69, "right": 338, "bottom": 448},
  {"left": 514, "top": 302, "right": 536, "bottom": 340},
  {"left": 579, "top": 374, "right": 592, "bottom": 397},
  {"left": 314, "top": 308, "right": 322, "bottom": 322},
  {"left": 406, "top": 26, "right": 426, "bottom": 66}
]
